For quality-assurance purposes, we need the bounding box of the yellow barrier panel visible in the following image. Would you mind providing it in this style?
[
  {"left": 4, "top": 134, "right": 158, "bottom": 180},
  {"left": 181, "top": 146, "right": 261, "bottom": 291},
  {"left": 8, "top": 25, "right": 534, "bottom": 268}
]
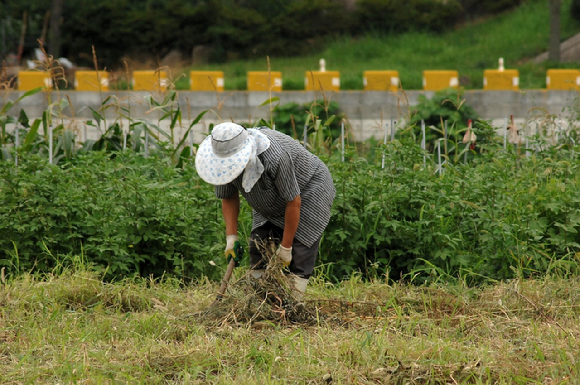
[
  {"left": 546, "top": 69, "right": 580, "bottom": 91},
  {"left": 132, "top": 70, "right": 168, "bottom": 91},
  {"left": 190, "top": 71, "right": 224, "bottom": 91},
  {"left": 75, "top": 71, "right": 109, "bottom": 91},
  {"left": 363, "top": 71, "right": 399, "bottom": 91},
  {"left": 483, "top": 69, "right": 519, "bottom": 91},
  {"left": 247, "top": 71, "right": 282, "bottom": 91},
  {"left": 18, "top": 71, "right": 52, "bottom": 91},
  {"left": 305, "top": 71, "right": 340, "bottom": 91},
  {"left": 422, "top": 70, "right": 459, "bottom": 91}
]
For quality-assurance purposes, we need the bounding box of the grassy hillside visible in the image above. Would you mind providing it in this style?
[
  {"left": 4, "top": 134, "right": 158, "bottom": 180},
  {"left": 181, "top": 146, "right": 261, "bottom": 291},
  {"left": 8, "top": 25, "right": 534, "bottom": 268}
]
[{"left": 176, "top": 0, "right": 580, "bottom": 91}]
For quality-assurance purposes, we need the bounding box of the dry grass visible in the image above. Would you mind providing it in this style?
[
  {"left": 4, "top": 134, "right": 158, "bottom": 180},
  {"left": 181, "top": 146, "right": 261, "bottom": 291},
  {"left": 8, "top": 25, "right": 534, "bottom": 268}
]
[
  {"left": 1, "top": 265, "right": 579, "bottom": 384},
  {"left": 194, "top": 240, "right": 334, "bottom": 329}
]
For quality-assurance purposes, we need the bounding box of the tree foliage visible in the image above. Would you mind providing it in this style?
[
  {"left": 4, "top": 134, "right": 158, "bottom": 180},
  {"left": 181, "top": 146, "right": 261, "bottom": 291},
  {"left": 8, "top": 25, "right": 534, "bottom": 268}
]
[
  {"left": 2, "top": 0, "right": 526, "bottom": 70},
  {"left": 572, "top": 0, "right": 580, "bottom": 20}
]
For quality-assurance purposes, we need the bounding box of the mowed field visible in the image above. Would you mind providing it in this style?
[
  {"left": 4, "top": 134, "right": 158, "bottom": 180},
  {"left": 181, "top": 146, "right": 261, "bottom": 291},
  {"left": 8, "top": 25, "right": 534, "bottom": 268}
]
[{"left": 1, "top": 268, "right": 579, "bottom": 384}]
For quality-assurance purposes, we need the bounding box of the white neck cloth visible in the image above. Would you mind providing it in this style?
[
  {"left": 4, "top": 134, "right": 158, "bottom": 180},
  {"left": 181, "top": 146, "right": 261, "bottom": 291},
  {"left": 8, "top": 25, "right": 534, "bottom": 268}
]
[{"left": 241, "top": 129, "right": 270, "bottom": 192}]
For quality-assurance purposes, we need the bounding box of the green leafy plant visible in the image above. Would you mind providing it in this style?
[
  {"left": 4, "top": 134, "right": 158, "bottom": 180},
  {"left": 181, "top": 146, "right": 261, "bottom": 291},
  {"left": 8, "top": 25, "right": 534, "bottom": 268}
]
[
  {"left": 406, "top": 88, "right": 480, "bottom": 153},
  {"left": 273, "top": 99, "right": 344, "bottom": 144}
]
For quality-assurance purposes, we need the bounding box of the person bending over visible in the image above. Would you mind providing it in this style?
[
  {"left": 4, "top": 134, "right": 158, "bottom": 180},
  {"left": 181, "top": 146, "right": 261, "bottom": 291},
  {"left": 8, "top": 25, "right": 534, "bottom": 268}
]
[{"left": 195, "top": 122, "right": 335, "bottom": 296}]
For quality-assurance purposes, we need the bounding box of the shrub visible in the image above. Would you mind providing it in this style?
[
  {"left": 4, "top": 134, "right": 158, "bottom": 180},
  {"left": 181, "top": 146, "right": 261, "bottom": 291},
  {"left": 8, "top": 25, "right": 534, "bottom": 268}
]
[
  {"left": 355, "top": 0, "right": 463, "bottom": 34},
  {"left": 321, "top": 138, "right": 580, "bottom": 283},
  {"left": 459, "top": 0, "right": 523, "bottom": 18},
  {"left": 273, "top": 100, "right": 344, "bottom": 140},
  {"left": 408, "top": 88, "right": 480, "bottom": 152},
  {"left": 2, "top": 132, "right": 580, "bottom": 284},
  {"left": 572, "top": 0, "right": 580, "bottom": 21},
  {"left": 0, "top": 152, "right": 252, "bottom": 281},
  {"left": 259, "top": 0, "right": 354, "bottom": 57}
]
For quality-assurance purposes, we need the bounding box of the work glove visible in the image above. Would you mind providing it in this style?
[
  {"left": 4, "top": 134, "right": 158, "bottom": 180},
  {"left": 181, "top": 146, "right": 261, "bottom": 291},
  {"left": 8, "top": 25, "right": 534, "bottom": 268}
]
[
  {"left": 275, "top": 245, "right": 292, "bottom": 267},
  {"left": 225, "top": 234, "right": 243, "bottom": 267}
]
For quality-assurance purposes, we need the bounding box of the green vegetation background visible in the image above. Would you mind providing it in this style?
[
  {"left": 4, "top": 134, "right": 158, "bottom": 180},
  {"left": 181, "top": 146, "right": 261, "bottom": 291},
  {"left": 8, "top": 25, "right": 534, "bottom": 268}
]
[
  {"left": 182, "top": 0, "right": 580, "bottom": 91},
  {"left": 3, "top": 0, "right": 580, "bottom": 91},
  {"left": 2, "top": 0, "right": 580, "bottom": 285}
]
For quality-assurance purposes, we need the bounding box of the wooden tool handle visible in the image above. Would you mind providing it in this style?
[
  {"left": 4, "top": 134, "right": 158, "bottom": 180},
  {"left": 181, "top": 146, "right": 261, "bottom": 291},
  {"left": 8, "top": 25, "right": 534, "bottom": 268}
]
[{"left": 215, "top": 259, "right": 236, "bottom": 302}]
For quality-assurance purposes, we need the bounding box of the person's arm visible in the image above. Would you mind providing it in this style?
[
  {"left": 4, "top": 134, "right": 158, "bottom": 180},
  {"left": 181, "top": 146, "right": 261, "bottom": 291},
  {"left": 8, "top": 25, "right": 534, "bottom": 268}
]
[
  {"left": 281, "top": 194, "right": 301, "bottom": 248},
  {"left": 222, "top": 192, "right": 240, "bottom": 236}
]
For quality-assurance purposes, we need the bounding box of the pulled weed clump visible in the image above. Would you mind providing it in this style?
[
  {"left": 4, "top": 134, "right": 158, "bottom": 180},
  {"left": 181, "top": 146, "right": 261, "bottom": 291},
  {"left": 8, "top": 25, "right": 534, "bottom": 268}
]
[
  {"left": 196, "top": 240, "right": 322, "bottom": 327},
  {"left": 195, "top": 240, "right": 390, "bottom": 328}
]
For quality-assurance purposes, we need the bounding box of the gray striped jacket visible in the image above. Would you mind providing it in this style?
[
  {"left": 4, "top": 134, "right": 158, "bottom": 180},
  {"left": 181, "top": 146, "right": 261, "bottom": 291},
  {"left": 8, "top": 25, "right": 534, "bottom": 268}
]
[{"left": 215, "top": 127, "right": 336, "bottom": 247}]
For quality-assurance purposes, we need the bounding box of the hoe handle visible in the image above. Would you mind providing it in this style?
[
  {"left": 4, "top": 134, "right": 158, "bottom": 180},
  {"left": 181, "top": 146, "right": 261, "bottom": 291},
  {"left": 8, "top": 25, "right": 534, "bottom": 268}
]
[{"left": 215, "top": 259, "right": 236, "bottom": 302}]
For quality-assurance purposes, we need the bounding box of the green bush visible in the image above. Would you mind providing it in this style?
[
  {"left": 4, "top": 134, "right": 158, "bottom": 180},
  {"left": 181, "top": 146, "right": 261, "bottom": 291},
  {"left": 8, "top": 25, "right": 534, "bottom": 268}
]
[
  {"left": 3, "top": 90, "right": 580, "bottom": 285},
  {"left": 59, "top": 0, "right": 213, "bottom": 68},
  {"left": 2, "top": 136, "right": 580, "bottom": 284},
  {"left": 321, "top": 138, "right": 580, "bottom": 283},
  {"left": 408, "top": 88, "right": 480, "bottom": 152},
  {"left": 0, "top": 152, "right": 253, "bottom": 281},
  {"left": 59, "top": 0, "right": 354, "bottom": 67},
  {"left": 459, "top": 0, "right": 523, "bottom": 18},
  {"left": 572, "top": 0, "right": 580, "bottom": 21},
  {"left": 355, "top": 0, "right": 463, "bottom": 34},
  {"left": 257, "top": 0, "right": 354, "bottom": 57},
  {"left": 273, "top": 100, "right": 344, "bottom": 140}
]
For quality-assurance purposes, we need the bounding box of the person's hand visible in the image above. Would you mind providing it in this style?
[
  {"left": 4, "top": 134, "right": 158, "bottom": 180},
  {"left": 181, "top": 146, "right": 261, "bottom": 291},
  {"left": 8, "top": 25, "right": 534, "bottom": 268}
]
[
  {"left": 275, "top": 245, "right": 292, "bottom": 267},
  {"left": 225, "top": 235, "right": 243, "bottom": 266}
]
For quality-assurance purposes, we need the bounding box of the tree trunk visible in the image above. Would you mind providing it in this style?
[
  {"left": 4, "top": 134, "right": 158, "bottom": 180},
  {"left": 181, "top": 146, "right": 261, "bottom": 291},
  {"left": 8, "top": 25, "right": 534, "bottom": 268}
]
[
  {"left": 549, "top": 0, "right": 561, "bottom": 62},
  {"left": 49, "top": 0, "right": 65, "bottom": 58}
]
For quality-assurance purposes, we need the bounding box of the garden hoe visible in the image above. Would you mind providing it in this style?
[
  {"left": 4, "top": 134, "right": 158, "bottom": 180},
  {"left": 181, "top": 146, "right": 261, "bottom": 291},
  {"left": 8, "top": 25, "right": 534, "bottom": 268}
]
[{"left": 212, "top": 240, "right": 243, "bottom": 305}]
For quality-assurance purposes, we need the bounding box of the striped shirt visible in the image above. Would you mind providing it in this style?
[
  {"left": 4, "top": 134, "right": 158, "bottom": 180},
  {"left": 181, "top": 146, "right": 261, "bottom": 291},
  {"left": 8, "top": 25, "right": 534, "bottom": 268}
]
[{"left": 215, "top": 127, "right": 336, "bottom": 247}]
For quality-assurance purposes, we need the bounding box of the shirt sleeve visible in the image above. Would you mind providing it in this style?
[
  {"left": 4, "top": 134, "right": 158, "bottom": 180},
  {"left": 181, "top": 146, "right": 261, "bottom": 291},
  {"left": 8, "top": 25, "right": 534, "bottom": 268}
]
[
  {"left": 215, "top": 183, "right": 237, "bottom": 199},
  {"left": 274, "top": 151, "right": 301, "bottom": 202}
]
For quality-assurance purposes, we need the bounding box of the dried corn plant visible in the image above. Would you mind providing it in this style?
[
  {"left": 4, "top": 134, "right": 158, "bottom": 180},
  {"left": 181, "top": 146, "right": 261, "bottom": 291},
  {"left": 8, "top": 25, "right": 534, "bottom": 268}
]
[{"left": 31, "top": 40, "right": 67, "bottom": 95}]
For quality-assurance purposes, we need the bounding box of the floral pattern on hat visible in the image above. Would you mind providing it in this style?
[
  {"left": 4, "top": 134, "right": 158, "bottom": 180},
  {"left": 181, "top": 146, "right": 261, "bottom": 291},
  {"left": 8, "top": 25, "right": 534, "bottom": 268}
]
[{"left": 195, "top": 123, "right": 271, "bottom": 191}]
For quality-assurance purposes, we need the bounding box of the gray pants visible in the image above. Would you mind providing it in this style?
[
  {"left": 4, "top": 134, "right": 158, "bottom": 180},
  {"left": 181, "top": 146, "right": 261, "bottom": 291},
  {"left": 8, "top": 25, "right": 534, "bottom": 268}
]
[{"left": 249, "top": 222, "right": 321, "bottom": 279}]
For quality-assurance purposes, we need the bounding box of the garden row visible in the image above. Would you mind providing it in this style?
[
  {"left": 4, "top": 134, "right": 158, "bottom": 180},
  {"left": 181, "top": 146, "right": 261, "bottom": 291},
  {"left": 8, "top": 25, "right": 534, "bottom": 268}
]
[
  {"left": 1, "top": 132, "right": 579, "bottom": 284},
  {"left": 1, "top": 86, "right": 579, "bottom": 283}
]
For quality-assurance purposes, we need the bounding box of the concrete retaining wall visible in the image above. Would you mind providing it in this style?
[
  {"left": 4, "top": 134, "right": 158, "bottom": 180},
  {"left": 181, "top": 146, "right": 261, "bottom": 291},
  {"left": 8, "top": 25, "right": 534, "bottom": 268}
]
[{"left": 2, "top": 89, "right": 579, "bottom": 141}]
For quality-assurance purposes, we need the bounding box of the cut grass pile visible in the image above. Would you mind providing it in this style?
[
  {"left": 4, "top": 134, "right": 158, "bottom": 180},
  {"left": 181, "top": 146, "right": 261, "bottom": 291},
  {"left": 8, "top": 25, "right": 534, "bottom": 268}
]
[
  {"left": 1, "top": 266, "right": 579, "bottom": 384},
  {"left": 195, "top": 243, "right": 322, "bottom": 328}
]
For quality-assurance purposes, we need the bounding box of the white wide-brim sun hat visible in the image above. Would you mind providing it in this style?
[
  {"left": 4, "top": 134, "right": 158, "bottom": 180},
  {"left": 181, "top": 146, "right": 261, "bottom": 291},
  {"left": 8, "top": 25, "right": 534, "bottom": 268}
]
[{"left": 195, "top": 122, "right": 254, "bottom": 185}]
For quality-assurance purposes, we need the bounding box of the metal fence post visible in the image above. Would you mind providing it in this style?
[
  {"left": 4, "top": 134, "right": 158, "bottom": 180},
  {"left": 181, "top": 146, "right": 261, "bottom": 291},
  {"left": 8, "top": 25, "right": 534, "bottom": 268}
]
[
  {"left": 437, "top": 140, "right": 442, "bottom": 176},
  {"left": 14, "top": 126, "right": 19, "bottom": 168},
  {"left": 444, "top": 120, "right": 448, "bottom": 155},
  {"left": 144, "top": 131, "right": 149, "bottom": 158},
  {"left": 341, "top": 120, "right": 345, "bottom": 163},
  {"left": 421, "top": 120, "right": 426, "bottom": 167},
  {"left": 381, "top": 121, "right": 388, "bottom": 169},
  {"left": 503, "top": 116, "right": 507, "bottom": 150},
  {"left": 49, "top": 125, "right": 53, "bottom": 165},
  {"left": 189, "top": 129, "right": 194, "bottom": 157}
]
